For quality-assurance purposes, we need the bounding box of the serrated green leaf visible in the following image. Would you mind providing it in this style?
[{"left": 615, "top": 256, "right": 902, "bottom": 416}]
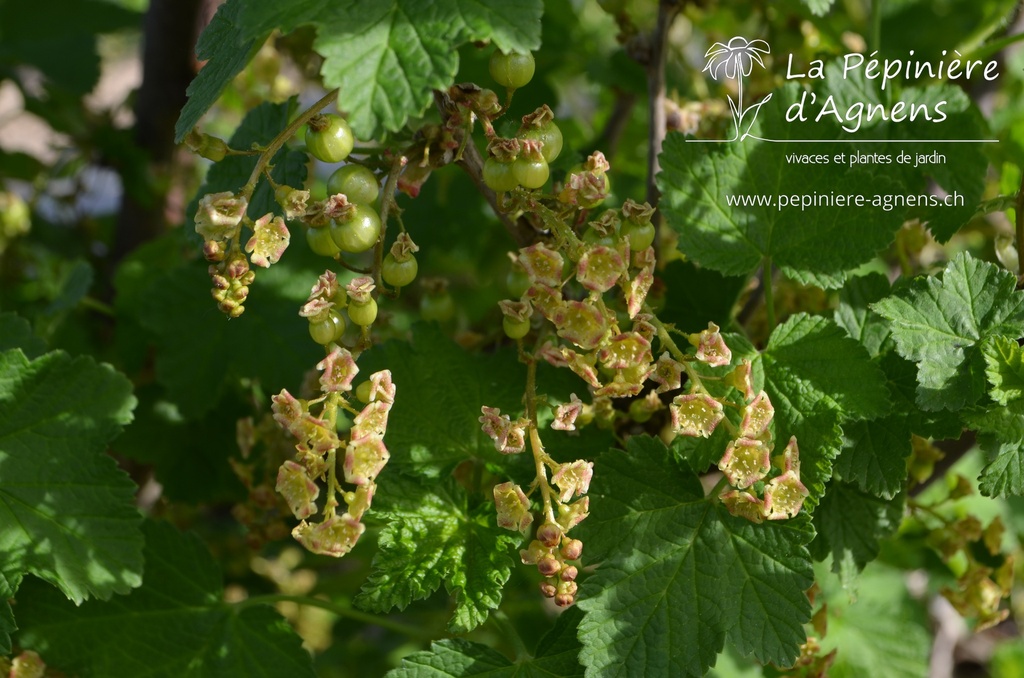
[
  {"left": 386, "top": 608, "right": 584, "bottom": 677},
  {"left": 357, "top": 475, "right": 519, "bottom": 633},
  {"left": 657, "top": 82, "right": 906, "bottom": 282},
  {"left": 0, "top": 573, "right": 14, "bottom": 654},
  {"left": 834, "top": 272, "right": 892, "bottom": 357},
  {"left": 174, "top": 0, "right": 269, "bottom": 142},
  {"left": 0, "top": 349, "right": 142, "bottom": 605},
  {"left": 233, "top": 1, "right": 542, "bottom": 139},
  {"left": 358, "top": 324, "right": 533, "bottom": 477},
  {"left": 983, "top": 335, "right": 1024, "bottom": 406},
  {"left": 0, "top": 312, "right": 45, "bottom": 358},
  {"left": 761, "top": 313, "right": 890, "bottom": 504},
  {"left": 15, "top": 521, "right": 315, "bottom": 678},
  {"left": 873, "top": 252, "right": 1024, "bottom": 411},
  {"left": 186, "top": 100, "right": 308, "bottom": 230},
  {"left": 660, "top": 260, "right": 746, "bottom": 332},
  {"left": 576, "top": 436, "right": 813, "bottom": 677},
  {"left": 978, "top": 438, "right": 1024, "bottom": 498},
  {"left": 836, "top": 417, "right": 911, "bottom": 499},
  {"left": 809, "top": 481, "right": 903, "bottom": 586}
]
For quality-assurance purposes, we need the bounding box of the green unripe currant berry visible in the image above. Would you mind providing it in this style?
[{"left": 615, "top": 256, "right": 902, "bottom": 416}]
[
  {"left": 521, "top": 122, "right": 563, "bottom": 163},
  {"left": 420, "top": 292, "right": 455, "bottom": 322},
  {"left": 382, "top": 252, "right": 418, "bottom": 288},
  {"left": 306, "top": 225, "right": 342, "bottom": 257},
  {"left": 483, "top": 157, "right": 520, "bottom": 192},
  {"left": 503, "top": 316, "right": 531, "bottom": 339},
  {"left": 506, "top": 267, "right": 530, "bottom": 298},
  {"left": 355, "top": 380, "right": 373, "bottom": 403},
  {"left": 513, "top": 156, "right": 549, "bottom": 189},
  {"left": 621, "top": 219, "right": 656, "bottom": 251},
  {"left": 305, "top": 114, "right": 354, "bottom": 163},
  {"left": 309, "top": 310, "right": 345, "bottom": 345},
  {"left": 347, "top": 298, "right": 378, "bottom": 327},
  {"left": 327, "top": 164, "right": 379, "bottom": 204},
  {"left": 489, "top": 50, "right": 535, "bottom": 89},
  {"left": 329, "top": 204, "right": 381, "bottom": 253},
  {"left": 628, "top": 399, "right": 653, "bottom": 423}
]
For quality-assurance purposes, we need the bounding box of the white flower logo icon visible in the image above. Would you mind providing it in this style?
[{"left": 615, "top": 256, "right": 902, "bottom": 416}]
[{"left": 702, "top": 37, "right": 773, "bottom": 141}]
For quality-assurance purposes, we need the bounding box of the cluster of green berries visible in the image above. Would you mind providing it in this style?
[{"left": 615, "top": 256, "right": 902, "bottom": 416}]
[{"left": 482, "top": 104, "right": 564, "bottom": 194}]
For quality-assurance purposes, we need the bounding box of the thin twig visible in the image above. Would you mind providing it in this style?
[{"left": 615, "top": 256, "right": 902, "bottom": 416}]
[
  {"left": 645, "top": 0, "right": 681, "bottom": 212},
  {"left": 592, "top": 88, "right": 637, "bottom": 160},
  {"left": 1015, "top": 172, "right": 1024, "bottom": 279}
]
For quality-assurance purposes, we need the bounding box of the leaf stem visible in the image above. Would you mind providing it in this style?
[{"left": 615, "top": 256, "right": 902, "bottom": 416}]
[
  {"left": 240, "top": 89, "right": 339, "bottom": 201},
  {"left": 491, "top": 610, "right": 531, "bottom": 661},
  {"left": 375, "top": 153, "right": 405, "bottom": 291},
  {"left": 236, "top": 593, "right": 427, "bottom": 639},
  {"left": 870, "top": 0, "right": 882, "bottom": 52}
]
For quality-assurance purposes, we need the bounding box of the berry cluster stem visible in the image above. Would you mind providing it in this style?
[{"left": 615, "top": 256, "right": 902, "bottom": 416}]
[
  {"left": 525, "top": 358, "right": 557, "bottom": 525},
  {"left": 375, "top": 153, "right": 405, "bottom": 291},
  {"left": 241, "top": 89, "right": 340, "bottom": 201}
]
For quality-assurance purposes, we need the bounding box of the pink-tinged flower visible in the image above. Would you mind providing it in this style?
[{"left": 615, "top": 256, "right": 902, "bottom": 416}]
[
  {"left": 556, "top": 496, "right": 590, "bottom": 531},
  {"left": 721, "top": 489, "right": 766, "bottom": 524},
  {"left": 346, "top": 276, "right": 375, "bottom": 305},
  {"left": 779, "top": 436, "right": 800, "bottom": 475},
  {"left": 498, "top": 299, "right": 533, "bottom": 323},
  {"left": 344, "top": 434, "right": 390, "bottom": 485},
  {"left": 296, "top": 414, "right": 341, "bottom": 453},
  {"left": 479, "top": 406, "right": 528, "bottom": 454},
  {"left": 525, "top": 283, "right": 564, "bottom": 321},
  {"left": 577, "top": 244, "right": 627, "bottom": 293},
  {"left": 271, "top": 389, "right": 305, "bottom": 432},
  {"left": 292, "top": 513, "right": 365, "bottom": 557},
  {"left": 559, "top": 348, "right": 601, "bottom": 388},
  {"left": 276, "top": 186, "right": 309, "bottom": 219},
  {"left": 719, "top": 438, "right": 771, "bottom": 489},
  {"left": 317, "top": 347, "right": 359, "bottom": 393},
  {"left": 276, "top": 460, "right": 319, "bottom": 519},
  {"left": 632, "top": 313, "right": 656, "bottom": 342},
  {"left": 552, "top": 393, "right": 584, "bottom": 431},
  {"left": 624, "top": 258, "right": 654, "bottom": 318},
  {"left": 519, "top": 243, "right": 565, "bottom": 287},
  {"left": 621, "top": 199, "right": 655, "bottom": 223},
  {"left": 366, "top": 369, "right": 396, "bottom": 404},
  {"left": 703, "top": 37, "right": 770, "bottom": 80},
  {"left": 504, "top": 422, "right": 528, "bottom": 454},
  {"left": 694, "top": 322, "right": 732, "bottom": 367},
  {"left": 309, "top": 270, "right": 340, "bottom": 302},
  {"left": 8, "top": 650, "right": 45, "bottom": 678},
  {"left": 763, "top": 470, "right": 809, "bottom": 520},
  {"left": 323, "top": 192, "right": 356, "bottom": 220},
  {"left": 739, "top": 391, "right": 774, "bottom": 439},
  {"left": 299, "top": 297, "right": 334, "bottom": 319},
  {"left": 493, "top": 481, "right": 533, "bottom": 533},
  {"left": 551, "top": 460, "right": 594, "bottom": 502},
  {"left": 397, "top": 159, "right": 431, "bottom": 198},
  {"left": 352, "top": 400, "right": 391, "bottom": 439},
  {"left": 599, "top": 332, "right": 652, "bottom": 370},
  {"left": 652, "top": 352, "right": 685, "bottom": 393},
  {"left": 536, "top": 339, "right": 568, "bottom": 367},
  {"left": 726, "top": 359, "right": 755, "bottom": 401},
  {"left": 594, "top": 363, "right": 655, "bottom": 398},
  {"left": 554, "top": 300, "right": 609, "bottom": 350},
  {"left": 347, "top": 481, "right": 376, "bottom": 521},
  {"left": 195, "top": 191, "right": 247, "bottom": 242},
  {"left": 670, "top": 393, "right": 725, "bottom": 437},
  {"left": 246, "top": 213, "right": 290, "bottom": 268}
]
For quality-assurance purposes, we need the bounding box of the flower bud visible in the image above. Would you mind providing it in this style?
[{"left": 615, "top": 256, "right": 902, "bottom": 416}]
[
  {"left": 561, "top": 538, "right": 583, "bottom": 561},
  {"left": 560, "top": 565, "right": 579, "bottom": 582},
  {"left": 537, "top": 521, "right": 562, "bottom": 548},
  {"left": 538, "top": 555, "right": 561, "bottom": 577},
  {"left": 540, "top": 581, "right": 557, "bottom": 598},
  {"left": 554, "top": 593, "right": 574, "bottom": 607}
]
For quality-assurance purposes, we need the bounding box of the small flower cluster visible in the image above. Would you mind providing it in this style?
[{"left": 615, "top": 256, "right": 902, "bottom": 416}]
[
  {"left": 195, "top": 192, "right": 291, "bottom": 317},
  {"left": 662, "top": 334, "right": 809, "bottom": 522},
  {"left": 271, "top": 346, "right": 395, "bottom": 557},
  {"left": 483, "top": 404, "right": 593, "bottom": 607}
]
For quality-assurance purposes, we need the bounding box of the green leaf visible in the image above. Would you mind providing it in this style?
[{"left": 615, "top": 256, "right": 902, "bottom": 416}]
[
  {"left": 357, "top": 475, "right": 519, "bottom": 633},
  {"left": 761, "top": 313, "right": 890, "bottom": 504},
  {"left": 186, "top": 100, "right": 308, "bottom": 228},
  {"left": 576, "top": 436, "right": 813, "bottom": 677},
  {"left": 983, "top": 335, "right": 1024, "bottom": 406},
  {"left": 660, "top": 260, "right": 747, "bottom": 332},
  {"left": 0, "top": 573, "right": 14, "bottom": 654},
  {"left": 174, "top": 0, "right": 269, "bottom": 142},
  {"left": 14, "top": 521, "right": 315, "bottom": 678},
  {"left": 0, "top": 312, "right": 45, "bottom": 358},
  {"left": 234, "top": 1, "right": 543, "bottom": 139},
  {"left": 873, "top": 252, "right": 1024, "bottom": 411},
  {"left": 818, "top": 564, "right": 930, "bottom": 678},
  {"left": 834, "top": 272, "right": 892, "bottom": 357},
  {"left": 114, "top": 229, "right": 321, "bottom": 420},
  {"left": 809, "top": 481, "right": 903, "bottom": 586},
  {"left": 359, "top": 324, "right": 532, "bottom": 477},
  {"left": 836, "top": 417, "right": 912, "bottom": 500},
  {"left": 978, "top": 438, "right": 1024, "bottom": 498},
  {"left": 386, "top": 608, "right": 584, "bottom": 677},
  {"left": 657, "top": 82, "right": 906, "bottom": 283},
  {"left": 0, "top": 349, "right": 142, "bottom": 605}
]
